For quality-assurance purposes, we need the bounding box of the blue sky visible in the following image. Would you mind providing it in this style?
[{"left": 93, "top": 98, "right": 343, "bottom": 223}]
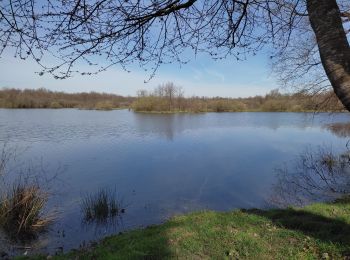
[{"left": 0, "top": 48, "right": 277, "bottom": 97}]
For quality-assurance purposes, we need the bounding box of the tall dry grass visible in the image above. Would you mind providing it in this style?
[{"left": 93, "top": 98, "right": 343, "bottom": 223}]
[
  {"left": 0, "top": 144, "right": 55, "bottom": 240},
  {"left": 0, "top": 182, "right": 54, "bottom": 240}
]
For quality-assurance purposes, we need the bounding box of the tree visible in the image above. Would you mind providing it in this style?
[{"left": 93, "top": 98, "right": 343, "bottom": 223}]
[
  {"left": 307, "top": 1, "right": 350, "bottom": 111},
  {"left": 132, "top": 83, "right": 183, "bottom": 112},
  {"left": 0, "top": 0, "right": 349, "bottom": 110}
]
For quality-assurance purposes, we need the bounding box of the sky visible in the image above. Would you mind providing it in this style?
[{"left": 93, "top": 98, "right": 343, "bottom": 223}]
[{"left": 0, "top": 48, "right": 278, "bottom": 98}]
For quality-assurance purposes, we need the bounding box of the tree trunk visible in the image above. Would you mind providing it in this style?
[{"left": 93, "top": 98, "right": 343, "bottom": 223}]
[{"left": 307, "top": 0, "right": 350, "bottom": 111}]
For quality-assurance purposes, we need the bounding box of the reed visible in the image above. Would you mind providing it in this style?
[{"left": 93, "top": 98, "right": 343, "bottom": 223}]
[
  {"left": 0, "top": 182, "right": 53, "bottom": 240},
  {"left": 81, "top": 188, "right": 124, "bottom": 223}
]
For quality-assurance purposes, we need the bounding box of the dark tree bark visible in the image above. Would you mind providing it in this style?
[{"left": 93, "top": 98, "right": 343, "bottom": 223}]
[{"left": 307, "top": 0, "right": 350, "bottom": 111}]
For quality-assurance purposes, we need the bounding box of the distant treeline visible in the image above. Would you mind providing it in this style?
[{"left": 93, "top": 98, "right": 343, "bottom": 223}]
[
  {"left": 0, "top": 85, "right": 345, "bottom": 112},
  {"left": 132, "top": 83, "right": 345, "bottom": 113},
  {"left": 0, "top": 88, "right": 134, "bottom": 110}
]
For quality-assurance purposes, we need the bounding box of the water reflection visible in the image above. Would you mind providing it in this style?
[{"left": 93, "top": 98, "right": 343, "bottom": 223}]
[
  {"left": 80, "top": 188, "right": 126, "bottom": 234},
  {"left": 132, "top": 112, "right": 328, "bottom": 140},
  {"left": 0, "top": 143, "right": 63, "bottom": 257},
  {"left": 270, "top": 145, "right": 350, "bottom": 207},
  {"left": 133, "top": 113, "right": 178, "bottom": 140},
  {"left": 2, "top": 110, "right": 350, "bottom": 255},
  {"left": 324, "top": 122, "right": 350, "bottom": 138}
]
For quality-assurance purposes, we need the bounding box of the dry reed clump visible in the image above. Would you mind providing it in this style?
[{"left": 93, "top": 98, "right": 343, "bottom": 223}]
[{"left": 0, "top": 182, "right": 53, "bottom": 240}]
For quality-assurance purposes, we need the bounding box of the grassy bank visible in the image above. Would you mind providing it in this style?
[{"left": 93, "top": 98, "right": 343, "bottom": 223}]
[{"left": 23, "top": 197, "right": 350, "bottom": 259}]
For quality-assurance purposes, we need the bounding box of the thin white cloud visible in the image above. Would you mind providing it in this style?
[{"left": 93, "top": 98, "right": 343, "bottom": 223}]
[
  {"left": 204, "top": 68, "right": 225, "bottom": 82},
  {"left": 0, "top": 49, "right": 277, "bottom": 98},
  {"left": 191, "top": 67, "right": 203, "bottom": 81}
]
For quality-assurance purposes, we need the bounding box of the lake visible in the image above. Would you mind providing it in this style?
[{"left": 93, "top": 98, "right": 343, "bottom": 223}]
[{"left": 0, "top": 109, "right": 349, "bottom": 255}]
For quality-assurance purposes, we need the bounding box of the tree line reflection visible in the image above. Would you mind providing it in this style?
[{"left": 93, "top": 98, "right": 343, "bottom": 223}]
[{"left": 271, "top": 144, "right": 350, "bottom": 207}]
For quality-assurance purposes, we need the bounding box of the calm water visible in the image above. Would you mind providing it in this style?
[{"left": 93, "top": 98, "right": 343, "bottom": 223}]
[{"left": 0, "top": 109, "right": 349, "bottom": 254}]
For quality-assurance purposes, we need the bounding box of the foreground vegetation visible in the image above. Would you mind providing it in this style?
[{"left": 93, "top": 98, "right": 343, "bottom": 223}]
[
  {"left": 0, "top": 145, "right": 53, "bottom": 241},
  {"left": 23, "top": 197, "right": 350, "bottom": 259},
  {"left": 0, "top": 183, "right": 52, "bottom": 240}
]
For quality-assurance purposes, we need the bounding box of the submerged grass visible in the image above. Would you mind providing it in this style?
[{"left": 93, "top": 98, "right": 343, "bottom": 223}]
[
  {"left": 24, "top": 196, "right": 350, "bottom": 259},
  {"left": 81, "top": 188, "right": 124, "bottom": 224},
  {"left": 0, "top": 182, "right": 53, "bottom": 240}
]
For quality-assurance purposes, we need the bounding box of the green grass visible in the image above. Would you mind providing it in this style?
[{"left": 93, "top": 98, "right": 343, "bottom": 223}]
[{"left": 22, "top": 197, "right": 350, "bottom": 259}]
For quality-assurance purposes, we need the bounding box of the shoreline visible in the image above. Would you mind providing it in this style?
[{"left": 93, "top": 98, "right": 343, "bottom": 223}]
[
  {"left": 22, "top": 197, "right": 350, "bottom": 259},
  {"left": 0, "top": 107, "right": 347, "bottom": 113},
  {"left": 132, "top": 109, "right": 347, "bottom": 114}
]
